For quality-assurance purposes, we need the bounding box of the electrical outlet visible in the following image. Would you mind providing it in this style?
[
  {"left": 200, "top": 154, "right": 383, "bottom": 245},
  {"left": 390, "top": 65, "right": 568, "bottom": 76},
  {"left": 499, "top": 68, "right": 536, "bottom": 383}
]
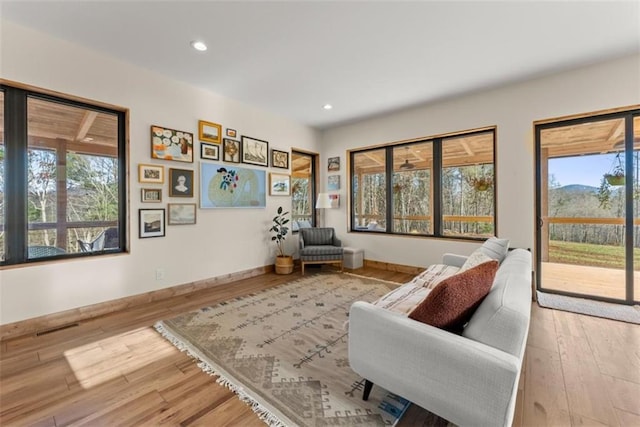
[{"left": 155, "top": 268, "right": 165, "bottom": 281}]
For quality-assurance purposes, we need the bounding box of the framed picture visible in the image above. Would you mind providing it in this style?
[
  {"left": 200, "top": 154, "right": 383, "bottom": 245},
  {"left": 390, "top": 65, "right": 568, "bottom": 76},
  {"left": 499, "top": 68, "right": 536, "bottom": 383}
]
[
  {"left": 329, "top": 194, "right": 340, "bottom": 208},
  {"left": 328, "top": 175, "right": 340, "bottom": 191},
  {"left": 226, "top": 128, "right": 237, "bottom": 138},
  {"left": 141, "top": 188, "right": 162, "bottom": 203},
  {"left": 168, "top": 203, "right": 197, "bottom": 225},
  {"left": 328, "top": 156, "right": 340, "bottom": 171},
  {"left": 151, "top": 125, "right": 194, "bottom": 163},
  {"left": 138, "top": 164, "right": 164, "bottom": 183},
  {"left": 269, "top": 173, "right": 291, "bottom": 196},
  {"left": 223, "top": 138, "right": 241, "bottom": 163},
  {"left": 271, "top": 149, "right": 289, "bottom": 169},
  {"left": 241, "top": 135, "right": 269, "bottom": 167},
  {"left": 200, "top": 163, "right": 266, "bottom": 209},
  {"left": 169, "top": 168, "right": 194, "bottom": 197},
  {"left": 199, "top": 120, "right": 222, "bottom": 144},
  {"left": 200, "top": 142, "right": 220, "bottom": 161},
  {"left": 139, "top": 209, "right": 165, "bottom": 238}
]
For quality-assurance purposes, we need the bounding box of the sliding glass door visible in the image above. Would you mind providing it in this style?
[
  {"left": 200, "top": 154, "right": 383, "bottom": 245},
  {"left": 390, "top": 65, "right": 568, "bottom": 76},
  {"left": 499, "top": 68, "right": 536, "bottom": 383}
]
[{"left": 536, "top": 109, "right": 640, "bottom": 304}]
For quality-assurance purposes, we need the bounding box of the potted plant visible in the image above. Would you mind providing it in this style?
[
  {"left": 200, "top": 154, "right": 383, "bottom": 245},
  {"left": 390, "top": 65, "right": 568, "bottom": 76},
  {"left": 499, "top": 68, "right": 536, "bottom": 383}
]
[
  {"left": 270, "top": 206, "right": 294, "bottom": 274},
  {"left": 469, "top": 176, "right": 493, "bottom": 192},
  {"left": 604, "top": 153, "right": 625, "bottom": 186}
]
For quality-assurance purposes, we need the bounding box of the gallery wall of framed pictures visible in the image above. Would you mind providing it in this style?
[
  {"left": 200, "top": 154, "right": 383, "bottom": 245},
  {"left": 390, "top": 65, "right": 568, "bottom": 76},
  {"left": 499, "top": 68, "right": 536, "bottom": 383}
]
[{"left": 138, "top": 119, "right": 298, "bottom": 238}]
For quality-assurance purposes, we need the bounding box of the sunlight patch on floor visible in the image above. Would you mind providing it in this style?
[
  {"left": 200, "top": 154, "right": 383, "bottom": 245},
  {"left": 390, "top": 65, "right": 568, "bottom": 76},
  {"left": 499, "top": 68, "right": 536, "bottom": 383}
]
[{"left": 63, "top": 326, "right": 180, "bottom": 389}]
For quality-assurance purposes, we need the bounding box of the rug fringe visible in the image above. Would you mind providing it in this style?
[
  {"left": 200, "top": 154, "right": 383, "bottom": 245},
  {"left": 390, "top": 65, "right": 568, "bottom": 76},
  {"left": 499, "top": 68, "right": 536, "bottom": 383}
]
[{"left": 154, "top": 321, "right": 289, "bottom": 427}]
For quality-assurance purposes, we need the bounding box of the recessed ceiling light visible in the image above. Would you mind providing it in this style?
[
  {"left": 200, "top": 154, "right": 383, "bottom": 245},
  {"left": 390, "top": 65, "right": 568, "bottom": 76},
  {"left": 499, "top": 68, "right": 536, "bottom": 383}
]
[
  {"left": 191, "top": 41, "right": 207, "bottom": 52},
  {"left": 323, "top": 104, "right": 333, "bottom": 110}
]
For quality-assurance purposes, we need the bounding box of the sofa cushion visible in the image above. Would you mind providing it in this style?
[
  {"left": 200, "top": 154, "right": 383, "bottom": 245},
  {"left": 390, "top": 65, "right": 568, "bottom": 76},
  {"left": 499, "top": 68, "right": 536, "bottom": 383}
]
[
  {"left": 480, "top": 237, "right": 510, "bottom": 263},
  {"left": 460, "top": 249, "right": 493, "bottom": 272},
  {"left": 408, "top": 260, "right": 499, "bottom": 332},
  {"left": 463, "top": 248, "right": 532, "bottom": 357}
]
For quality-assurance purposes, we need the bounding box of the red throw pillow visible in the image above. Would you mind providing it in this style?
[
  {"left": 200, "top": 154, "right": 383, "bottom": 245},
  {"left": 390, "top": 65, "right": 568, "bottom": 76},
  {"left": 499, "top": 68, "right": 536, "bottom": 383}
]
[{"left": 408, "top": 260, "right": 499, "bottom": 333}]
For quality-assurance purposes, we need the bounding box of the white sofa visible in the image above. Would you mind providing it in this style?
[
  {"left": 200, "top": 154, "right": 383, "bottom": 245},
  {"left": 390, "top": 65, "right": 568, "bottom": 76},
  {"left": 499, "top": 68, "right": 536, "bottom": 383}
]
[{"left": 348, "top": 248, "right": 532, "bottom": 427}]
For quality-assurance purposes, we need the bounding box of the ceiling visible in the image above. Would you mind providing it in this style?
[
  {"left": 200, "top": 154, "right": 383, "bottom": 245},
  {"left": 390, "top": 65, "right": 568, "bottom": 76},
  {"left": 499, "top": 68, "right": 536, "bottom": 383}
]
[{"left": 2, "top": 1, "right": 639, "bottom": 130}]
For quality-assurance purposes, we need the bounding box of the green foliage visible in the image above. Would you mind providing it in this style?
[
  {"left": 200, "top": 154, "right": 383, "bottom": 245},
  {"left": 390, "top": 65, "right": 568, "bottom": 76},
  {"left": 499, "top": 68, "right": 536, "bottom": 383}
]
[
  {"left": 269, "top": 206, "right": 290, "bottom": 257},
  {"left": 549, "top": 240, "right": 640, "bottom": 270}
]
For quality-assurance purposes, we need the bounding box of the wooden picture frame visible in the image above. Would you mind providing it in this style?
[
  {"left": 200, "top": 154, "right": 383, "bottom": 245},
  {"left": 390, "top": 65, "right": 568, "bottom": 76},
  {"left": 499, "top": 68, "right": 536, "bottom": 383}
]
[
  {"left": 223, "top": 138, "right": 241, "bottom": 163},
  {"left": 169, "top": 168, "right": 194, "bottom": 197},
  {"left": 271, "top": 149, "right": 289, "bottom": 169},
  {"left": 226, "top": 128, "right": 237, "bottom": 138},
  {"left": 328, "top": 156, "right": 340, "bottom": 171},
  {"left": 141, "top": 188, "right": 162, "bottom": 203},
  {"left": 200, "top": 142, "right": 220, "bottom": 161},
  {"left": 151, "top": 125, "right": 194, "bottom": 163},
  {"left": 138, "top": 164, "right": 164, "bottom": 183},
  {"left": 328, "top": 175, "right": 340, "bottom": 191},
  {"left": 241, "top": 136, "right": 269, "bottom": 167},
  {"left": 269, "top": 173, "right": 291, "bottom": 196},
  {"left": 168, "top": 203, "right": 197, "bottom": 225},
  {"left": 198, "top": 120, "right": 222, "bottom": 144},
  {"left": 139, "top": 209, "right": 165, "bottom": 238}
]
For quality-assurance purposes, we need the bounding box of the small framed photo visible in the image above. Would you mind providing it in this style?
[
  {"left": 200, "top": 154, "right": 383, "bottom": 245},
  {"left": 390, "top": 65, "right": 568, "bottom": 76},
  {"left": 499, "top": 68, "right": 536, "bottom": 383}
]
[
  {"left": 151, "top": 125, "right": 193, "bottom": 163},
  {"left": 200, "top": 142, "right": 219, "bottom": 161},
  {"left": 198, "top": 120, "right": 222, "bottom": 144},
  {"left": 223, "top": 138, "right": 241, "bottom": 163},
  {"left": 269, "top": 173, "right": 291, "bottom": 196},
  {"left": 169, "top": 168, "right": 194, "bottom": 197},
  {"left": 328, "top": 175, "right": 340, "bottom": 191},
  {"left": 141, "top": 188, "right": 162, "bottom": 203},
  {"left": 271, "top": 149, "right": 289, "bottom": 169},
  {"left": 226, "top": 128, "right": 237, "bottom": 138},
  {"left": 328, "top": 156, "right": 340, "bottom": 171},
  {"left": 138, "top": 164, "right": 164, "bottom": 183},
  {"left": 139, "top": 209, "right": 165, "bottom": 238},
  {"left": 241, "top": 135, "right": 269, "bottom": 167},
  {"left": 168, "top": 203, "right": 197, "bottom": 225}
]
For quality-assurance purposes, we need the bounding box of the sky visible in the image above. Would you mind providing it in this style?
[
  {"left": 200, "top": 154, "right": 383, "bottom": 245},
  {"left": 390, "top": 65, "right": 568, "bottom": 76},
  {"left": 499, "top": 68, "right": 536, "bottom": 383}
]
[{"left": 549, "top": 153, "right": 621, "bottom": 188}]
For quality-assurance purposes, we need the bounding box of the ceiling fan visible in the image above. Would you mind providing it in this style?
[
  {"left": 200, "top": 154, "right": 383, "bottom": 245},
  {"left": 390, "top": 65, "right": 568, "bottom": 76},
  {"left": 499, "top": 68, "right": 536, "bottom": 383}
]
[{"left": 399, "top": 146, "right": 415, "bottom": 170}]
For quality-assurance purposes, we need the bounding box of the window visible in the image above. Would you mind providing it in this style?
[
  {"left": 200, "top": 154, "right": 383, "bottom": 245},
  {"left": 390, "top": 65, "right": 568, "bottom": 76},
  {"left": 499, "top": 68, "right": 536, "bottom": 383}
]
[
  {"left": 1, "top": 84, "right": 127, "bottom": 265},
  {"left": 349, "top": 127, "right": 496, "bottom": 239},
  {"left": 291, "top": 150, "right": 318, "bottom": 231}
]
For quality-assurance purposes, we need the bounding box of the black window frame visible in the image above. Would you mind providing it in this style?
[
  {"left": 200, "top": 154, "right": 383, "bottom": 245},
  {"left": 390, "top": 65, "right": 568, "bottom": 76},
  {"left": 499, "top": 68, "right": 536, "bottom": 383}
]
[
  {"left": 1, "top": 83, "right": 128, "bottom": 265},
  {"left": 349, "top": 127, "right": 497, "bottom": 241},
  {"left": 291, "top": 149, "right": 318, "bottom": 232}
]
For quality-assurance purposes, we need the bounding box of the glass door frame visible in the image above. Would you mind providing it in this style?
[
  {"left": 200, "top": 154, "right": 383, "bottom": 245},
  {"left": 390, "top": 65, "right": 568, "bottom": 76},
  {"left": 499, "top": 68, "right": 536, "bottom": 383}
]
[{"left": 535, "top": 107, "right": 639, "bottom": 305}]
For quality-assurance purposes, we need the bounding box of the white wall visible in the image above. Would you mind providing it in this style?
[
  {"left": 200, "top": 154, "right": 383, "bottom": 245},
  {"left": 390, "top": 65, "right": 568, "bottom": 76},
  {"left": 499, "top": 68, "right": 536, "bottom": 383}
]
[
  {"left": 320, "top": 54, "right": 640, "bottom": 268},
  {"left": 0, "top": 21, "right": 320, "bottom": 324}
]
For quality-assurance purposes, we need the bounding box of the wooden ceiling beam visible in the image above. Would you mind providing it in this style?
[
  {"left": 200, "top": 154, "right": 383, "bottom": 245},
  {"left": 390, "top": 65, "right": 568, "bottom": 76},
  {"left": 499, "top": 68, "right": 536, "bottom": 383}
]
[
  {"left": 75, "top": 110, "right": 98, "bottom": 141},
  {"left": 460, "top": 141, "right": 474, "bottom": 156}
]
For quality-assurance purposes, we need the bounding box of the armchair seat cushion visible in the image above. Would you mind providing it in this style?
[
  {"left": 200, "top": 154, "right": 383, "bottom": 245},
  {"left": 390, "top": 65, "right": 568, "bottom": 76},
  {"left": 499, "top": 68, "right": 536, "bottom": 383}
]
[{"left": 300, "top": 245, "right": 344, "bottom": 256}]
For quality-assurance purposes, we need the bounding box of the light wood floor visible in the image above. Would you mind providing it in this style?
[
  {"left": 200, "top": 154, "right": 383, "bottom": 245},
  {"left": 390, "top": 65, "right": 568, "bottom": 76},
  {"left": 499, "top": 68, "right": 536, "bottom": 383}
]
[{"left": 1, "top": 266, "right": 639, "bottom": 426}]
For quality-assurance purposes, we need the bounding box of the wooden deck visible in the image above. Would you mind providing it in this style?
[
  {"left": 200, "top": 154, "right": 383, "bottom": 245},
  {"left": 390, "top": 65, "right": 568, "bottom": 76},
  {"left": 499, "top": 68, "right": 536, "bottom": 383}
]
[{"left": 541, "top": 262, "right": 640, "bottom": 301}]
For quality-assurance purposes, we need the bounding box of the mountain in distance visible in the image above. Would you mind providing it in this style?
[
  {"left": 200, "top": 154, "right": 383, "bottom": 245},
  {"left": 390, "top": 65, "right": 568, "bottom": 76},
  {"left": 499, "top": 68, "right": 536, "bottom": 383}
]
[{"left": 554, "top": 184, "right": 599, "bottom": 193}]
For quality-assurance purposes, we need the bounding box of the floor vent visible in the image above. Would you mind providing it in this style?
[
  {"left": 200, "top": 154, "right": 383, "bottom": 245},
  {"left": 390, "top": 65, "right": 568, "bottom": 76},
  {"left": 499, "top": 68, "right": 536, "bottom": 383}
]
[{"left": 36, "top": 323, "right": 79, "bottom": 336}]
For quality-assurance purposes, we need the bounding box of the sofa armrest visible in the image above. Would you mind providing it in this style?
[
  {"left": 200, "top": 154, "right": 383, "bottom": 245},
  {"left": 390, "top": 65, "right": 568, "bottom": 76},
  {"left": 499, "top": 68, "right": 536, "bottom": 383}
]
[
  {"left": 348, "top": 302, "right": 521, "bottom": 427},
  {"left": 333, "top": 236, "right": 342, "bottom": 247},
  {"left": 299, "top": 234, "right": 305, "bottom": 250},
  {"left": 442, "top": 253, "right": 468, "bottom": 268}
]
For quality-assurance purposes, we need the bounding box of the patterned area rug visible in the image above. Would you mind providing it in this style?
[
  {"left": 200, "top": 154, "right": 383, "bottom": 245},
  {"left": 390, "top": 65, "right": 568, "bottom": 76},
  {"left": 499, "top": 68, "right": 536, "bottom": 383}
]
[{"left": 155, "top": 273, "right": 412, "bottom": 426}]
